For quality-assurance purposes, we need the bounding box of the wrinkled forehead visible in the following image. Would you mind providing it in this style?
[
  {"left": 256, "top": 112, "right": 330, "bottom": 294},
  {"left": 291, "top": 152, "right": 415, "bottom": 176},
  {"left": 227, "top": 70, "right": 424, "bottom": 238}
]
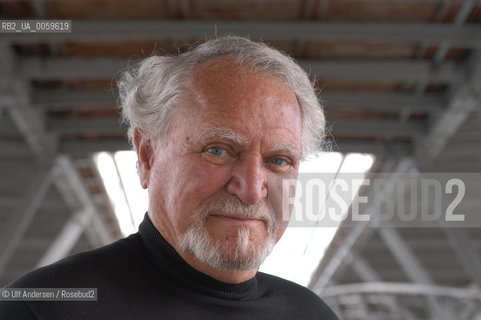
[
  {"left": 191, "top": 55, "right": 289, "bottom": 89},
  {"left": 185, "top": 56, "right": 298, "bottom": 112},
  {"left": 162, "top": 55, "right": 302, "bottom": 147}
]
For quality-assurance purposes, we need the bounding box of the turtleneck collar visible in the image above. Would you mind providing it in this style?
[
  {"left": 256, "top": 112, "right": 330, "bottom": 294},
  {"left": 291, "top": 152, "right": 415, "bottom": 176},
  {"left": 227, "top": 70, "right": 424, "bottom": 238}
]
[{"left": 137, "top": 213, "right": 259, "bottom": 300}]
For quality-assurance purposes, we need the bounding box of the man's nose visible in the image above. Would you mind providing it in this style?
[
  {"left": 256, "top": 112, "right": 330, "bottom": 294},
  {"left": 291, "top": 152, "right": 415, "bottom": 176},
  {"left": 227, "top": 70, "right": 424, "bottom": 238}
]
[{"left": 226, "top": 154, "right": 268, "bottom": 205}]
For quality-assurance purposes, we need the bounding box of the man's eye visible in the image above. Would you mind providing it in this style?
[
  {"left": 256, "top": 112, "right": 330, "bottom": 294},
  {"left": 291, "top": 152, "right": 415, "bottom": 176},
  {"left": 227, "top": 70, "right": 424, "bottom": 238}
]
[
  {"left": 206, "top": 146, "right": 226, "bottom": 156},
  {"left": 270, "top": 157, "right": 290, "bottom": 166}
]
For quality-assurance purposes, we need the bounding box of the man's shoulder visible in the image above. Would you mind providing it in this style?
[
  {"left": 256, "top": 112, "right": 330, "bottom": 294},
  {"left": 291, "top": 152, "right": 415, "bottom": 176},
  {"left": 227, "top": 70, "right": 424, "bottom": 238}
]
[
  {"left": 7, "top": 234, "right": 141, "bottom": 289},
  {"left": 256, "top": 272, "right": 339, "bottom": 319}
]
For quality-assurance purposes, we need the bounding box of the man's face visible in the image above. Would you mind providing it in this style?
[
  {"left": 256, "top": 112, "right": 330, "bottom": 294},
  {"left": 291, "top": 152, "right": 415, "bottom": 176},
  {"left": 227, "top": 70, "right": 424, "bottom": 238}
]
[{"left": 138, "top": 57, "right": 302, "bottom": 272}]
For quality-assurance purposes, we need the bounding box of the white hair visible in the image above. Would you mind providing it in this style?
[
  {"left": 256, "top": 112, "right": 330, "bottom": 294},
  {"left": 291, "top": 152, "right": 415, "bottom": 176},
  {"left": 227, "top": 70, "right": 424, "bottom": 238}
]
[{"left": 118, "top": 36, "right": 326, "bottom": 157}]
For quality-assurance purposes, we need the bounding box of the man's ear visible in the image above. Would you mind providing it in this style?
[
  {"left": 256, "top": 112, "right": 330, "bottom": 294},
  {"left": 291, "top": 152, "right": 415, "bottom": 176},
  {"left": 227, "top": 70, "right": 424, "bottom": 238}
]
[{"left": 133, "top": 127, "right": 154, "bottom": 189}]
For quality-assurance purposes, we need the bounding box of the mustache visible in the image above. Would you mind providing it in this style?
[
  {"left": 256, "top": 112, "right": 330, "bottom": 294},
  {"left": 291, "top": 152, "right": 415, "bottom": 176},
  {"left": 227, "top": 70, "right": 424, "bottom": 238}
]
[{"left": 194, "top": 196, "right": 277, "bottom": 229}]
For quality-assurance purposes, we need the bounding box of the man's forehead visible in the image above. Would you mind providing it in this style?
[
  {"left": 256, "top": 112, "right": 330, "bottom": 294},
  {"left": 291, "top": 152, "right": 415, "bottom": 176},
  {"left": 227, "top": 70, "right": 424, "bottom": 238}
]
[{"left": 191, "top": 56, "right": 289, "bottom": 93}]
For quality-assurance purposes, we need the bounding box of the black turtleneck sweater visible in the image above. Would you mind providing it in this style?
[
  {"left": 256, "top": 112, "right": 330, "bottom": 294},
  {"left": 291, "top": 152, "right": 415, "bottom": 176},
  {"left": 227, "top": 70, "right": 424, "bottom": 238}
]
[{"left": 0, "top": 214, "right": 338, "bottom": 319}]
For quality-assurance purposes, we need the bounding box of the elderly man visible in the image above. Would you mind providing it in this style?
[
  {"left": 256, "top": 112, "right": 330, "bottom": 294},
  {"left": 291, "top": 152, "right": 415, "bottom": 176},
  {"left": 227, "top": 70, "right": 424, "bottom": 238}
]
[{"left": 0, "top": 36, "right": 338, "bottom": 319}]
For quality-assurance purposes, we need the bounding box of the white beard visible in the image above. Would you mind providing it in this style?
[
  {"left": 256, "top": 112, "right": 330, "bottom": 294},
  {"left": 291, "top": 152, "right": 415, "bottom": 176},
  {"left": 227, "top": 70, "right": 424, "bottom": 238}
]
[{"left": 179, "top": 197, "right": 278, "bottom": 271}]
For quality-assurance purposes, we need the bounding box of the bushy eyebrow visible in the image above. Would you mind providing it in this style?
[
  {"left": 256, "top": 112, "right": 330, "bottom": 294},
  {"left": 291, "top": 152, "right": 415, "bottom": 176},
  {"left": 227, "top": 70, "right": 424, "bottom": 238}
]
[
  {"left": 187, "top": 126, "right": 302, "bottom": 160},
  {"left": 269, "top": 144, "right": 302, "bottom": 161},
  {"left": 187, "top": 126, "right": 248, "bottom": 147}
]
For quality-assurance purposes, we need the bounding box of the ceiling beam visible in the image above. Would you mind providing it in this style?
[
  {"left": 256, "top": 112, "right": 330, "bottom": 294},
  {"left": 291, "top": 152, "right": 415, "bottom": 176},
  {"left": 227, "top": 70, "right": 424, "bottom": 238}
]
[
  {"left": 334, "top": 140, "right": 412, "bottom": 157},
  {"left": 2, "top": 21, "right": 481, "bottom": 48},
  {"left": 48, "top": 117, "right": 423, "bottom": 139},
  {"left": 33, "top": 89, "right": 117, "bottom": 108},
  {"left": 378, "top": 228, "right": 455, "bottom": 320},
  {"left": 416, "top": 53, "right": 481, "bottom": 160},
  {"left": 319, "top": 282, "right": 481, "bottom": 300},
  {"left": 33, "top": 89, "right": 443, "bottom": 114},
  {"left": 303, "top": 60, "right": 462, "bottom": 83},
  {"left": 434, "top": 0, "right": 477, "bottom": 63},
  {"left": 49, "top": 117, "right": 126, "bottom": 134},
  {"left": 55, "top": 156, "right": 114, "bottom": 247},
  {"left": 0, "top": 167, "right": 52, "bottom": 277},
  {"left": 0, "top": 42, "right": 58, "bottom": 163},
  {"left": 19, "top": 57, "right": 464, "bottom": 83},
  {"left": 36, "top": 208, "right": 93, "bottom": 268},
  {"left": 0, "top": 41, "right": 59, "bottom": 279},
  {"left": 309, "top": 159, "right": 415, "bottom": 292},
  {"left": 330, "top": 119, "right": 425, "bottom": 139},
  {"left": 442, "top": 228, "right": 481, "bottom": 288},
  {"left": 414, "top": 0, "right": 476, "bottom": 98},
  {"left": 420, "top": 162, "right": 481, "bottom": 172},
  {"left": 436, "top": 142, "right": 481, "bottom": 158},
  {"left": 0, "top": 117, "right": 18, "bottom": 135},
  {"left": 324, "top": 92, "right": 444, "bottom": 113},
  {"left": 60, "top": 138, "right": 131, "bottom": 154},
  {"left": 345, "top": 253, "right": 382, "bottom": 283},
  {"left": 0, "top": 139, "right": 34, "bottom": 158},
  {"left": 0, "top": 159, "right": 37, "bottom": 172},
  {"left": 19, "top": 57, "right": 127, "bottom": 79},
  {"left": 30, "top": 0, "right": 46, "bottom": 17},
  {"left": 7, "top": 90, "right": 57, "bottom": 162},
  {"left": 378, "top": 229, "right": 432, "bottom": 285},
  {"left": 0, "top": 197, "right": 68, "bottom": 210}
]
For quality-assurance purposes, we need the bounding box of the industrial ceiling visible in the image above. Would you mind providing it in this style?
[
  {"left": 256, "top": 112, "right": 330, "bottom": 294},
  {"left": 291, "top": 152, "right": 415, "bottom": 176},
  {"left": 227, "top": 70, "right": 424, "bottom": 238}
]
[{"left": 1, "top": 0, "right": 481, "bottom": 319}]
